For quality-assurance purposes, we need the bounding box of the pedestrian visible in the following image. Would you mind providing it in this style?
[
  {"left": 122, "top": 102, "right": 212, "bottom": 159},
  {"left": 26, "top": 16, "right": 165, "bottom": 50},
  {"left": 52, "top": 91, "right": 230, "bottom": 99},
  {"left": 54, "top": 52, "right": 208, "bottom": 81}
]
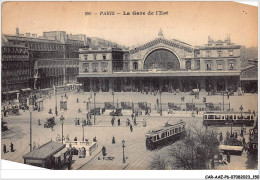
[
  {"left": 93, "top": 137, "right": 97, "bottom": 142},
  {"left": 227, "top": 152, "right": 231, "bottom": 163},
  {"left": 240, "top": 128, "right": 244, "bottom": 137},
  {"left": 219, "top": 132, "right": 223, "bottom": 143},
  {"left": 76, "top": 98, "right": 79, "bottom": 103},
  {"left": 118, "top": 118, "right": 120, "bottom": 126},
  {"left": 211, "top": 159, "right": 215, "bottom": 169},
  {"left": 131, "top": 113, "right": 134, "bottom": 120},
  {"left": 130, "top": 124, "right": 133, "bottom": 132},
  {"left": 226, "top": 131, "right": 230, "bottom": 141},
  {"left": 196, "top": 109, "right": 199, "bottom": 115},
  {"left": 102, "top": 146, "right": 106, "bottom": 156},
  {"left": 3, "top": 144, "right": 7, "bottom": 153},
  {"left": 134, "top": 116, "right": 137, "bottom": 126},
  {"left": 112, "top": 136, "right": 116, "bottom": 144},
  {"left": 38, "top": 119, "right": 41, "bottom": 126},
  {"left": 235, "top": 132, "right": 238, "bottom": 139},
  {"left": 10, "top": 142, "right": 14, "bottom": 152},
  {"left": 253, "top": 110, "right": 256, "bottom": 116}
]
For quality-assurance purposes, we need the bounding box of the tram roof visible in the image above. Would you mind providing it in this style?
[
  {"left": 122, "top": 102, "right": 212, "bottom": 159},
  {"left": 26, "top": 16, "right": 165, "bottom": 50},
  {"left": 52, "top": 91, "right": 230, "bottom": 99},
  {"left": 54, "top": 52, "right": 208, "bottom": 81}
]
[{"left": 146, "top": 121, "right": 185, "bottom": 135}]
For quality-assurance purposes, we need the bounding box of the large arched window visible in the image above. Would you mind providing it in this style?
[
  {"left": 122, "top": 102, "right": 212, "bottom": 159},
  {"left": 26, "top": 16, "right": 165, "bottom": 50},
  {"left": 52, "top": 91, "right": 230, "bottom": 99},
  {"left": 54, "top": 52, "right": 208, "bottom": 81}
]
[{"left": 144, "top": 49, "right": 180, "bottom": 70}]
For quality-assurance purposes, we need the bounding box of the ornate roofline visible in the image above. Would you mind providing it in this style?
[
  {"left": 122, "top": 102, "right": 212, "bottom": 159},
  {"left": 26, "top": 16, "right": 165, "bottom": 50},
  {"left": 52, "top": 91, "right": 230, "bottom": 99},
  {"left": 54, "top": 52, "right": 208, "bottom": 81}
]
[
  {"left": 129, "top": 38, "right": 194, "bottom": 54},
  {"left": 200, "top": 46, "right": 241, "bottom": 50}
]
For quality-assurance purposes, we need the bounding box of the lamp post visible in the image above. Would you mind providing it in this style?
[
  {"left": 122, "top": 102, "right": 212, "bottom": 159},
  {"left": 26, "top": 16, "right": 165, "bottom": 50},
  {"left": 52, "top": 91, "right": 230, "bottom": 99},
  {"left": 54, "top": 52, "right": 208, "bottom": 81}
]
[
  {"left": 60, "top": 115, "right": 64, "bottom": 143},
  {"left": 111, "top": 91, "right": 115, "bottom": 113},
  {"left": 122, "top": 140, "right": 126, "bottom": 163},
  {"left": 82, "top": 119, "right": 85, "bottom": 141},
  {"left": 240, "top": 105, "right": 244, "bottom": 132},
  {"left": 29, "top": 94, "right": 34, "bottom": 152}
]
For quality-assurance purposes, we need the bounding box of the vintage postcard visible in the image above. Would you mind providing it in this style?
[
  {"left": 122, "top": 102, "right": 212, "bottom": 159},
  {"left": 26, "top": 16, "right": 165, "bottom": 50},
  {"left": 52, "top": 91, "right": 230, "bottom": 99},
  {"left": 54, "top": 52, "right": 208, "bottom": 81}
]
[{"left": 1, "top": 1, "right": 258, "bottom": 179}]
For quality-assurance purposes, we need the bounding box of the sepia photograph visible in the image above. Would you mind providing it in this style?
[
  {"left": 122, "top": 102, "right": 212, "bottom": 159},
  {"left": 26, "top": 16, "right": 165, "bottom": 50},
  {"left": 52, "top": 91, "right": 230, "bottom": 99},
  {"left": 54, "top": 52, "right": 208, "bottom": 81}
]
[{"left": 1, "top": 1, "right": 259, "bottom": 179}]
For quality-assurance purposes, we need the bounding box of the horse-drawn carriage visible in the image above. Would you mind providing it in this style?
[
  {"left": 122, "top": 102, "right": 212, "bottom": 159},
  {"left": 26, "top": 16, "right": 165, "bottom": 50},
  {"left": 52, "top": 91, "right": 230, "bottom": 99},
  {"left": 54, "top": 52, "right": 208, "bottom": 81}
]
[
  {"left": 109, "top": 108, "right": 123, "bottom": 116},
  {"left": 44, "top": 117, "right": 56, "bottom": 128}
]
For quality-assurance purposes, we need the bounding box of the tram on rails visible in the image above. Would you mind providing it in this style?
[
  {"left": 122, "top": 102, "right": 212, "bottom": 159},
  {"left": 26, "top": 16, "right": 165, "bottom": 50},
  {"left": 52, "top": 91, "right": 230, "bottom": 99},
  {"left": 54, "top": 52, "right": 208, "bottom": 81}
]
[
  {"left": 145, "top": 120, "right": 186, "bottom": 150},
  {"left": 203, "top": 111, "right": 255, "bottom": 126}
]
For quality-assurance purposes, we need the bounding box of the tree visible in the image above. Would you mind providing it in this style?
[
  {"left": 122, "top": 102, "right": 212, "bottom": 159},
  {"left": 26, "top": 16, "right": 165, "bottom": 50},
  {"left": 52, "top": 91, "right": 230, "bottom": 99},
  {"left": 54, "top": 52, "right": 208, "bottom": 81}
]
[
  {"left": 149, "top": 125, "right": 220, "bottom": 170},
  {"left": 149, "top": 154, "right": 167, "bottom": 170}
]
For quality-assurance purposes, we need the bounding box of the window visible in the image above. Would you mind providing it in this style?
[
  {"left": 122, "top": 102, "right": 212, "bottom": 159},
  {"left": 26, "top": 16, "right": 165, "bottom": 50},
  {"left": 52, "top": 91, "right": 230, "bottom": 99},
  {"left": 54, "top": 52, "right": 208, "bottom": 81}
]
[
  {"left": 196, "top": 61, "right": 200, "bottom": 70},
  {"left": 229, "top": 62, "right": 234, "bottom": 70},
  {"left": 206, "top": 51, "right": 211, "bottom": 57},
  {"left": 103, "top": 55, "right": 106, "bottom": 60},
  {"left": 93, "top": 54, "right": 97, "bottom": 60},
  {"left": 217, "top": 64, "right": 223, "bottom": 70},
  {"left": 186, "top": 61, "right": 191, "bottom": 70},
  {"left": 133, "top": 62, "right": 138, "bottom": 70},
  {"left": 229, "top": 51, "right": 233, "bottom": 56},
  {"left": 206, "top": 61, "right": 212, "bottom": 70},
  {"left": 217, "top": 51, "right": 222, "bottom": 57},
  {"left": 92, "top": 63, "right": 98, "bottom": 72},
  {"left": 82, "top": 63, "right": 89, "bottom": 72},
  {"left": 101, "top": 62, "right": 108, "bottom": 72},
  {"left": 124, "top": 62, "right": 129, "bottom": 70},
  {"left": 83, "top": 55, "right": 88, "bottom": 60}
]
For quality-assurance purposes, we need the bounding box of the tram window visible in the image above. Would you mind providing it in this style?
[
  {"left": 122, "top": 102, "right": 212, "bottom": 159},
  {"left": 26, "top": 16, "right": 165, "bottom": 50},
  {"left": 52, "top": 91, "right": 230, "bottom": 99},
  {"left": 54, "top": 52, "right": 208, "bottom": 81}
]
[
  {"left": 204, "top": 115, "right": 207, "bottom": 120},
  {"left": 251, "top": 116, "right": 254, "bottom": 120},
  {"left": 153, "top": 136, "right": 156, "bottom": 141},
  {"left": 175, "top": 128, "right": 178, "bottom": 133},
  {"left": 229, "top": 115, "right": 233, "bottom": 120},
  {"left": 215, "top": 115, "right": 221, "bottom": 119},
  {"left": 179, "top": 127, "right": 181, "bottom": 132},
  {"left": 157, "top": 135, "right": 159, "bottom": 140},
  {"left": 245, "top": 116, "right": 250, "bottom": 120},
  {"left": 172, "top": 130, "right": 174, "bottom": 134},
  {"left": 234, "top": 115, "right": 236, "bottom": 120},
  {"left": 161, "top": 133, "right": 165, "bottom": 138},
  {"left": 208, "top": 115, "right": 215, "bottom": 119},
  {"left": 222, "top": 116, "right": 225, "bottom": 120}
]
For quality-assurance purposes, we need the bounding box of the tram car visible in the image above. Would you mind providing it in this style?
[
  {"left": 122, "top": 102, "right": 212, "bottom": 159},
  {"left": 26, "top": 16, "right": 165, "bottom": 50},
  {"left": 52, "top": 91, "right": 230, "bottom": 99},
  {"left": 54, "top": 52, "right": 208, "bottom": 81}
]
[
  {"left": 145, "top": 120, "right": 186, "bottom": 150},
  {"left": 203, "top": 111, "right": 255, "bottom": 126}
]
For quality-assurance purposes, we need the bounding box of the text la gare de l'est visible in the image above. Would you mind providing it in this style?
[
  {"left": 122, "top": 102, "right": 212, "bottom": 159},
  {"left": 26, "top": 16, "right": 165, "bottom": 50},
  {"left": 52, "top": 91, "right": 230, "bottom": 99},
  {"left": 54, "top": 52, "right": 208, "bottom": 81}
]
[{"left": 97, "top": 11, "right": 168, "bottom": 15}]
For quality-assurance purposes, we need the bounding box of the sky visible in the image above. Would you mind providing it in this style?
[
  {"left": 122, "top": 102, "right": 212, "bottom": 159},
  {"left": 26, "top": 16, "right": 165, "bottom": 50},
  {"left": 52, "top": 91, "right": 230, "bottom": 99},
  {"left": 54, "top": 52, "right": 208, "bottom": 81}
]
[{"left": 1, "top": 1, "right": 258, "bottom": 48}]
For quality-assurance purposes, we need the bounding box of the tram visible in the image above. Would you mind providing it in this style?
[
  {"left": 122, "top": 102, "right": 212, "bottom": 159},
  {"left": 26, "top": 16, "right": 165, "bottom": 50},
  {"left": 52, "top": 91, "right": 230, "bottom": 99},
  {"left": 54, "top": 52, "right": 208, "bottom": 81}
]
[
  {"left": 145, "top": 120, "right": 186, "bottom": 150},
  {"left": 203, "top": 111, "right": 255, "bottom": 126}
]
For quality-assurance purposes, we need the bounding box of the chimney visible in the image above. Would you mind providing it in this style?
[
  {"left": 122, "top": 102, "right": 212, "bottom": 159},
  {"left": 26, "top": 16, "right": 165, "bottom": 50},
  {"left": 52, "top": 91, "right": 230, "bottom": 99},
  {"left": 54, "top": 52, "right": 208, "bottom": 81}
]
[
  {"left": 16, "top": 27, "right": 19, "bottom": 36},
  {"left": 25, "top": 33, "right": 30, "bottom": 37},
  {"left": 32, "top": 34, "right": 37, "bottom": 38}
]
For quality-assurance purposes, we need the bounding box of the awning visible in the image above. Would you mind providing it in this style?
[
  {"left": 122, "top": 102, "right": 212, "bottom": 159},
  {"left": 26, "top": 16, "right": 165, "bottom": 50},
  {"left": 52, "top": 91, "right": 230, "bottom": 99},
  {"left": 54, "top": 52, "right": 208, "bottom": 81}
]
[
  {"left": 53, "top": 147, "right": 67, "bottom": 158},
  {"left": 219, "top": 145, "right": 243, "bottom": 151},
  {"left": 3, "top": 90, "right": 19, "bottom": 94},
  {"left": 21, "top": 88, "right": 32, "bottom": 92}
]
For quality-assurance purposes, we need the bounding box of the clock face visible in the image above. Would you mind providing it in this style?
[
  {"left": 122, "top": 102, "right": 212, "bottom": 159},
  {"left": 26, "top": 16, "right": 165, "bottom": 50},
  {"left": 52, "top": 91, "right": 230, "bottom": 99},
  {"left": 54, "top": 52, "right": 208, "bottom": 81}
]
[{"left": 144, "top": 49, "right": 180, "bottom": 70}]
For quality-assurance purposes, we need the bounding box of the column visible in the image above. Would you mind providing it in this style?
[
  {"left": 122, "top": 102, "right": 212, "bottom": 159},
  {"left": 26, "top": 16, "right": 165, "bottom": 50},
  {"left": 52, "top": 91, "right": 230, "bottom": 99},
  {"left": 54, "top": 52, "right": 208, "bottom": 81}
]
[
  {"left": 169, "top": 78, "right": 172, "bottom": 93},
  {"left": 224, "top": 78, "right": 228, "bottom": 91},
  {"left": 150, "top": 79, "right": 152, "bottom": 93},
  {"left": 199, "top": 77, "right": 206, "bottom": 92},
  {"left": 132, "top": 78, "right": 136, "bottom": 92},
  {"left": 178, "top": 78, "right": 183, "bottom": 92},
  {"left": 109, "top": 78, "right": 114, "bottom": 92},
  {"left": 213, "top": 77, "right": 217, "bottom": 92},
  {"left": 90, "top": 78, "right": 94, "bottom": 91},
  {"left": 130, "top": 78, "right": 133, "bottom": 92},
  {"left": 99, "top": 78, "right": 103, "bottom": 92}
]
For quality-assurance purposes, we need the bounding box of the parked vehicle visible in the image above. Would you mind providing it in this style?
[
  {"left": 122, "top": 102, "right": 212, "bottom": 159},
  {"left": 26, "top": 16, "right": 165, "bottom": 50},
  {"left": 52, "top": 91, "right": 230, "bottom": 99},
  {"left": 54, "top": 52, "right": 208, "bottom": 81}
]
[
  {"left": 109, "top": 108, "right": 123, "bottom": 116},
  {"left": 44, "top": 117, "right": 56, "bottom": 128}
]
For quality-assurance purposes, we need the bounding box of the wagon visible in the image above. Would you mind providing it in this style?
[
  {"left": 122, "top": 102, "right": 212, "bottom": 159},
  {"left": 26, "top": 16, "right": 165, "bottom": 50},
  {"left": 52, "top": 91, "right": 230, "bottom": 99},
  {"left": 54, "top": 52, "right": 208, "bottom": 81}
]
[{"left": 44, "top": 117, "right": 56, "bottom": 128}]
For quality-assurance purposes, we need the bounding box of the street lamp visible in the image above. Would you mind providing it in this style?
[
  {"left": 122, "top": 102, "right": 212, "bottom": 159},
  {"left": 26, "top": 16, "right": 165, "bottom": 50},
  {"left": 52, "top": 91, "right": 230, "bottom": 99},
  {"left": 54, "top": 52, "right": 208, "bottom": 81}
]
[
  {"left": 28, "top": 94, "right": 35, "bottom": 152},
  {"left": 240, "top": 105, "right": 244, "bottom": 132},
  {"left": 60, "top": 115, "right": 65, "bottom": 143},
  {"left": 122, "top": 140, "right": 126, "bottom": 163}
]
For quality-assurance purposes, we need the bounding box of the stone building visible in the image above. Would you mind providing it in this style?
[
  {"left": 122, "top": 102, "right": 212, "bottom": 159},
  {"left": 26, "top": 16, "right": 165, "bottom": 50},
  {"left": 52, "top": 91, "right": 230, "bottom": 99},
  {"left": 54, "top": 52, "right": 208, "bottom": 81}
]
[
  {"left": 78, "top": 30, "right": 242, "bottom": 93},
  {"left": 2, "top": 28, "right": 83, "bottom": 99}
]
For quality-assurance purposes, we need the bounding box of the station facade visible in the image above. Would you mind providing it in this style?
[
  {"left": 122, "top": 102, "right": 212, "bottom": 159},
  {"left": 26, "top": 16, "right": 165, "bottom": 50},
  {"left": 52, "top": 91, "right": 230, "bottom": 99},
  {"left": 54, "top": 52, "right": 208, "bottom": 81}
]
[{"left": 78, "top": 31, "right": 242, "bottom": 93}]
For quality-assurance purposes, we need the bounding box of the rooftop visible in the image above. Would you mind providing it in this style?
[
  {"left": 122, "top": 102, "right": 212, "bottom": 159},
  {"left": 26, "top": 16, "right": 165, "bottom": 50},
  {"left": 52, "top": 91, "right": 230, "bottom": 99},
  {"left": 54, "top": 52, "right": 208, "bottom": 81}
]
[{"left": 22, "top": 141, "right": 66, "bottom": 160}]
